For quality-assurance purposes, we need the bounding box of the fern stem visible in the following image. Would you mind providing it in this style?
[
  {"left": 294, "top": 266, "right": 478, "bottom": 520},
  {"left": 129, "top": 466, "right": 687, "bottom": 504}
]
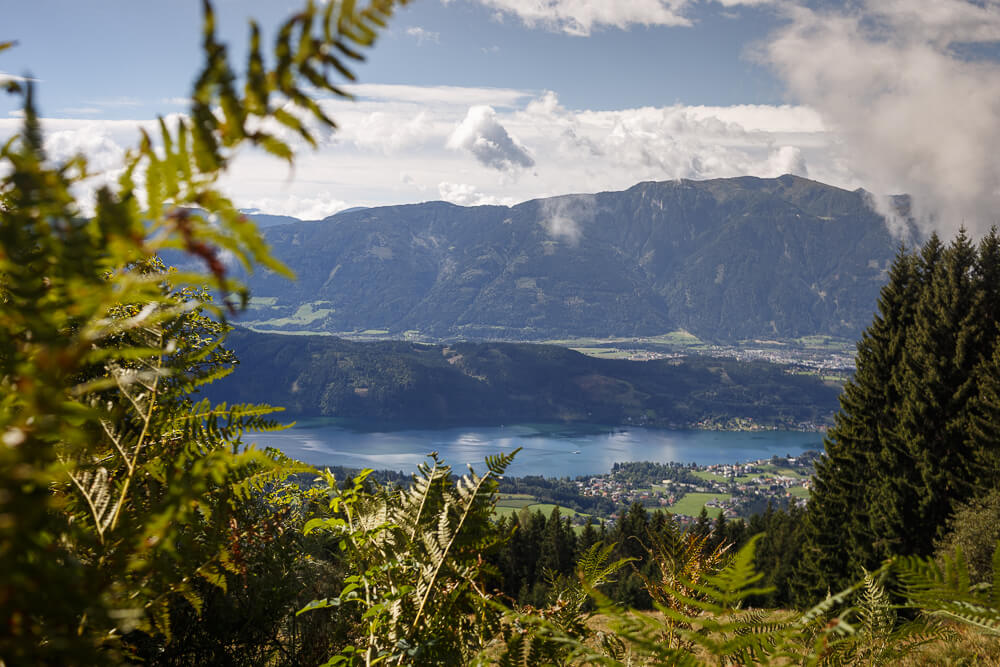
[
  {"left": 68, "top": 471, "right": 105, "bottom": 545},
  {"left": 108, "top": 337, "right": 164, "bottom": 533},
  {"left": 408, "top": 457, "right": 439, "bottom": 542},
  {"left": 408, "top": 469, "right": 491, "bottom": 636}
]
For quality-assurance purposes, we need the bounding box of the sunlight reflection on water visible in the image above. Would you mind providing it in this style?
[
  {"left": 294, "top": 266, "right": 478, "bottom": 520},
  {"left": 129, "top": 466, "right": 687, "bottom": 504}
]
[{"left": 251, "top": 422, "right": 823, "bottom": 477}]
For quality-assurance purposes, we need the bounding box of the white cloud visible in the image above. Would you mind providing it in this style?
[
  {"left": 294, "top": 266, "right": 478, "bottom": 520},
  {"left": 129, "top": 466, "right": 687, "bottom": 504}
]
[
  {"left": 405, "top": 26, "right": 440, "bottom": 44},
  {"left": 438, "top": 181, "right": 515, "bottom": 206},
  {"left": 468, "top": 0, "right": 694, "bottom": 35},
  {"left": 761, "top": 0, "right": 1000, "bottom": 237},
  {"left": 345, "top": 83, "right": 530, "bottom": 108},
  {"left": 446, "top": 105, "right": 535, "bottom": 171},
  {"left": 765, "top": 145, "right": 808, "bottom": 178},
  {"left": 683, "top": 104, "right": 825, "bottom": 134},
  {"left": 241, "top": 192, "right": 349, "bottom": 220},
  {"left": 342, "top": 109, "right": 434, "bottom": 153},
  {"left": 85, "top": 96, "right": 142, "bottom": 108},
  {"left": 539, "top": 194, "right": 595, "bottom": 245},
  {"left": 44, "top": 123, "right": 126, "bottom": 172},
  {"left": 0, "top": 117, "right": 145, "bottom": 214},
  {"left": 0, "top": 87, "right": 856, "bottom": 219}
]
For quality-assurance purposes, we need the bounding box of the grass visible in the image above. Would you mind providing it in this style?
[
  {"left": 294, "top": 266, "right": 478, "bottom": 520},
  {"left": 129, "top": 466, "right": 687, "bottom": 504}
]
[
  {"left": 495, "top": 494, "right": 536, "bottom": 510},
  {"left": 493, "top": 500, "right": 591, "bottom": 520},
  {"left": 898, "top": 623, "right": 1000, "bottom": 666},
  {"left": 646, "top": 330, "right": 705, "bottom": 346},
  {"left": 569, "top": 346, "right": 634, "bottom": 359},
  {"left": 759, "top": 465, "right": 807, "bottom": 479},
  {"left": 244, "top": 328, "right": 335, "bottom": 336},
  {"left": 496, "top": 498, "right": 535, "bottom": 509},
  {"left": 527, "top": 503, "right": 590, "bottom": 518},
  {"left": 244, "top": 301, "right": 333, "bottom": 328},
  {"left": 788, "top": 486, "right": 810, "bottom": 498},
  {"left": 793, "top": 334, "right": 854, "bottom": 351},
  {"left": 668, "top": 492, "right": 731, "bottom": 517}
]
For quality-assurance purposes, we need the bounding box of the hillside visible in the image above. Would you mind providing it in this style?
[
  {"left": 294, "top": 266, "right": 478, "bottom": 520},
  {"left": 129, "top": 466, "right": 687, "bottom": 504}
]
[
  {"left": 235, "top": 175, "right": 910, "bottom": 342},
  {"left": 209, "top": 328, "right": 841, "bottom": 428}
]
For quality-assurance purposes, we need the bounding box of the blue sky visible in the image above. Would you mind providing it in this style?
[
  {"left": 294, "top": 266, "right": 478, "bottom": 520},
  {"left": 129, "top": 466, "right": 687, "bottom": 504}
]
[
  {"left": 3, "top": 1, "right": 1000, "bottom": 237},
  {"left": 1, "top": 1, "right": 784, "bottom": 116}
]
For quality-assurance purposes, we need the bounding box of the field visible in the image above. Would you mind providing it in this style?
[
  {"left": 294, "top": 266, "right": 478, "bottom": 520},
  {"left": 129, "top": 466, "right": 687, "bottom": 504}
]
[
  {"left": 244, "top": 301, "right": 333, "bottom": 328},
  {"left": 494, "top": 494, "right": 592, "bottom": 521},
  {"left": 668, "top": 492, "right": 731, "bottom": 517},
  {"left": 568, "top": 346, "right": 635, "bottom": 359},
  {"left": 759, "top": 465, "right": 807, "bottom": 479}
]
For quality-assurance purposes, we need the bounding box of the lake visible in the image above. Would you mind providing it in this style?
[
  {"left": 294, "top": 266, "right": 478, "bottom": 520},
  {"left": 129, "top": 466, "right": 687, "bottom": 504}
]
[{"left": 252, "top": 420, "right": 826, "bottom": 478}]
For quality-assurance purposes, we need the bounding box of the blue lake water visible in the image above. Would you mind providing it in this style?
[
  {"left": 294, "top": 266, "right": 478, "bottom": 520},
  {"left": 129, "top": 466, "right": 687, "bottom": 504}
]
[{"left": 251, "top": 420, "right": 826, "bottom": 478}]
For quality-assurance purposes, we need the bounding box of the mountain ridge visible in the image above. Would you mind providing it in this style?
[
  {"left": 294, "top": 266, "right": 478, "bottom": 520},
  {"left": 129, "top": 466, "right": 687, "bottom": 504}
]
[{"left": 235, "top": 175, "right": 912, "bottom": 342}]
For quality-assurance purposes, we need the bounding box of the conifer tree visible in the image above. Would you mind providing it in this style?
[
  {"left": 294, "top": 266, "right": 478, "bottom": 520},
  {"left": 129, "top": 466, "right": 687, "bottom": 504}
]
[
  {"left": 578, "top": 517, "right": 601, "bottom": 557},
  {"left": 798, "top": 230, "right": 1000, "bottom": 603},
  {"left": 890, "top": 231, "right": 981, "bottom": 555},
  {"left": 795, "top": 247, "right": 918, "bottom": 601}
]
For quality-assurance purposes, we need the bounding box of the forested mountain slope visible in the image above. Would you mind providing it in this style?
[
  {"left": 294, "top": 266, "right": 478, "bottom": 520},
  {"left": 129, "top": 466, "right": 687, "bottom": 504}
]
[
  {"left": 237, "top": 175, "right": 909, "bottom": 342},
  {"left": 210, "top": 328, "right": 841, "bottom": 428}
]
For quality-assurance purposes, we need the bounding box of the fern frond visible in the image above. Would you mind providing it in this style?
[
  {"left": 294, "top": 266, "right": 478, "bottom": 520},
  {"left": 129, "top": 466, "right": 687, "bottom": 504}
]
[{"left": 897, "top": 548, "right": 1000, "bottom": 635}]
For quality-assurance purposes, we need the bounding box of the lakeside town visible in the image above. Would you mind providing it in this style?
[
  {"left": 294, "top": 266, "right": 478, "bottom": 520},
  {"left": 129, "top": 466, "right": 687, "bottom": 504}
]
[
  {"left": 495, "top": 451, "right": 821, "bottom": 527},
  {"left": 560, "top": 335, "right": 857, "bottom": 382}
]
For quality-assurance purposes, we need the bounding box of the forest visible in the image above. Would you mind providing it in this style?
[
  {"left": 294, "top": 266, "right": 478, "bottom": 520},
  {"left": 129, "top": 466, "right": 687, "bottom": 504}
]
[
  {"left": 2, "top": 2, "right": 1000, "bottom": 665},
  {"left": 210, "top": 328, "right": 841, "bottom": 429}
]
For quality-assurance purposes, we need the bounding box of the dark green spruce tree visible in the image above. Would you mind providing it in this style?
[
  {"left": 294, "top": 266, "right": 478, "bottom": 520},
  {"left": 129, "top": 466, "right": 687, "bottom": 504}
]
[
  {"left": 794, "top": 246, "right": 918, "bottom": 602},
  {"left": 888, "top": 231, "right": 982, "bottom": 555},
  {"left": 796, "top": 230, "right": 1000, "bottom": 604}
]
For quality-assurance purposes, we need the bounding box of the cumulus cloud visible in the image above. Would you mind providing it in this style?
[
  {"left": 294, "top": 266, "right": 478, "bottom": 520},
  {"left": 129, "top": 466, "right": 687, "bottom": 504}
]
[
  {"left": 765, "top": 145, "right": 808, "bottom": 178},
  {"left": 446, "top": 105, "right": 535, "bottom": 171},
  {"left": 469, "top": 0, "right": 694, "bottom": 35},
  {"left": 0, "top": 118, "right": 143, "bottom": 214},
  {"left": 0, "top": 85, "right": 851, "bottom": 220},
  {"left": 761, "top": 0, "right": 1000, "bottom": 237},
  {"left": 438, "top": 181, "right": 516, "bottom": 206},
  {"left": 342, "top": 110, "right": 433, "bottom": 153},
  {"left": 44, "top": 123, "right": 126, "bottom": 172}
]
